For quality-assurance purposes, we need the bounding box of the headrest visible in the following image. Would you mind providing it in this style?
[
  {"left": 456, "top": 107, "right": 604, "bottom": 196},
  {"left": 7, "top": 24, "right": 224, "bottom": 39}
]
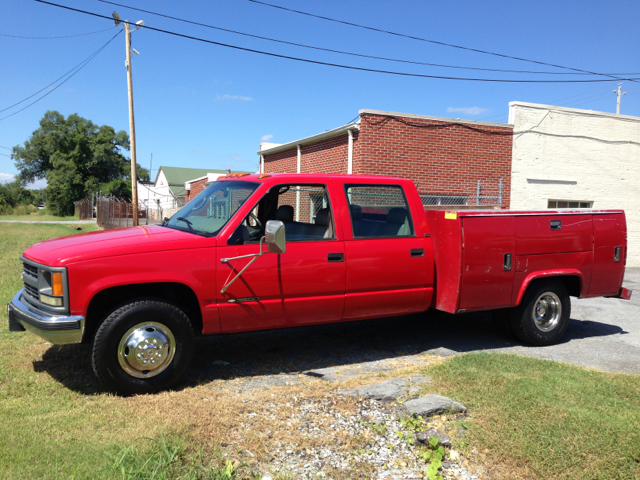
[
  {"left": 276, "top": 205, "right": 294, "bottom": 222},
  {"left": 387, "top": 207, "right": 408, "bottom": 225},
  {"left": 349, "top": 204, "right": 362, "bottom": 220},
  {"left": 315, "top": 208, "right": 331, "bottom": 226}
]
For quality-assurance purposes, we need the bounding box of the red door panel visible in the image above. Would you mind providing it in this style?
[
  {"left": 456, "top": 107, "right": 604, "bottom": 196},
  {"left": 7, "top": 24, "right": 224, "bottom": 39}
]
[
  {"left": 516, "top": 214, "right": 592, "bottom": 255},
  {"left": 343, "top": 238, "right": 430, "bottom": 320},
  {"left": 217, "top": 241, "right": 346, "bottom": 332},
  {"left": 589, "top": 213, "right": 626, "bottom": 295},
  {"left": 459, "top": 216, "right": 515, "bottom": 310}
]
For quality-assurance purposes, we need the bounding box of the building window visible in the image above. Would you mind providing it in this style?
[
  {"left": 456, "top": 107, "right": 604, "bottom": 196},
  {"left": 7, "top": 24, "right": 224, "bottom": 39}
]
[{"left": 548, "top": 200, "right": 592, "bottom": 208}]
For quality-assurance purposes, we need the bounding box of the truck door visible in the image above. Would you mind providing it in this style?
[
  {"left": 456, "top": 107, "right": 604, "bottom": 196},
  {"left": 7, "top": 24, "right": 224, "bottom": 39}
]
[
  {"left": 342, "top": 184, "right": 430, "bottom": 320},
  {"left": 216, "top": 183, "right": 346, "bottom": 333},
  {"left": 459, "top": 216, "right": 516, "bottom": 310},
  {"left": 589, "top": 213, "right": 626, "bottom": 296}
]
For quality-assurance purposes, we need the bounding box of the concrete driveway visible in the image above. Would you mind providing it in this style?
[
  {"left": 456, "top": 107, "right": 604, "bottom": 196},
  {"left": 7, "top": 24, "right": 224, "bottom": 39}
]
[{"left": 426, "top": 267, "right": 640, "bottom": 374}]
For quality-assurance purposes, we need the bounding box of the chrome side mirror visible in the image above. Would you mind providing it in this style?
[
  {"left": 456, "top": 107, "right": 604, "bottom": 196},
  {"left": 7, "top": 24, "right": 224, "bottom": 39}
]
[{"left": 265, "top": 220, "right": 286, "bottom": 254}]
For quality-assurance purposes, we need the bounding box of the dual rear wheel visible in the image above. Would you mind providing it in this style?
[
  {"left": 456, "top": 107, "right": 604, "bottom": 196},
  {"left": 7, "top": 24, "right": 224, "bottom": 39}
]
[{"left": 492, "top": 280, "right": 571, "bottom": 346}]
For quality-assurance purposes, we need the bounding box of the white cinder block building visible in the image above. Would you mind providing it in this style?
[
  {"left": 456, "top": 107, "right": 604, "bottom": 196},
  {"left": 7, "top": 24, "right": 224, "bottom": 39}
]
[{"left": 509, "top": 101, "right": 640, "bottom": 266}]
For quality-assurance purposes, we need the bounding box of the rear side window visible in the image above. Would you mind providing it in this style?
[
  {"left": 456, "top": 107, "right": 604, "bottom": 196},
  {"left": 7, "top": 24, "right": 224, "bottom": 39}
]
[{"left": 345, "top": 185, "right": 414, "bottom": 238}]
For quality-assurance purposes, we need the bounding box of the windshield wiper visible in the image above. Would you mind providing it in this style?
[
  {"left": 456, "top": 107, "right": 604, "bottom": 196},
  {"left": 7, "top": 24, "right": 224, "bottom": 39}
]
[{"left": 176, "top": 216, "right": 196, "bottom": 234}]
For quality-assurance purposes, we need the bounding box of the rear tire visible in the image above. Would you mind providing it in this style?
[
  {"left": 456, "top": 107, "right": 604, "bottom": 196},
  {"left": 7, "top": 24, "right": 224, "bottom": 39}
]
[
  {"left": 511, "top": 280, "right": 571, "bottom": 346},
  {"left": 91, "top": 300, "right": 194, "bottom": 395}
]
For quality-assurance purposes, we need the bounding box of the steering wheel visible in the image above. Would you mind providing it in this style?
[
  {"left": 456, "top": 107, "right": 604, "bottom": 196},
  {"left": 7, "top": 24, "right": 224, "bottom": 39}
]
[{"left": 248, "top": 212, "right": 263, "bottom": 228}]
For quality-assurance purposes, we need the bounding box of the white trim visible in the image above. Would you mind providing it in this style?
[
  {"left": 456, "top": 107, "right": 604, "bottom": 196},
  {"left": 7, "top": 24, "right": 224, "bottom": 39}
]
[
  {"left": 509, "top": 101, "right": 640, "bottom": 123},
  {"left": 256, "top": 122, "right": 360, "bottom": 156},
  {"left": 359, "top": 109, "right": 513, "bottom": 129},
  {"left": 296, "top": 145, "right": 301, "bottom": 221},
  {"left": 347, "top": 129, "right": 353, "bottom": 174}
]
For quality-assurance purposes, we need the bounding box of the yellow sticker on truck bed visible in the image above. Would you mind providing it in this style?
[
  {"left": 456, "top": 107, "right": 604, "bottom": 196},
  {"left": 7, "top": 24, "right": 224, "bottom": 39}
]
[{"left": 444, "top": 212, "right": 457, "bottom": 220}]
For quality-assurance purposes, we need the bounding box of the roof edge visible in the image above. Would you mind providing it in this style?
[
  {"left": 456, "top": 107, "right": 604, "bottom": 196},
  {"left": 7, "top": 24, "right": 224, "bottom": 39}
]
[
  {"left": 257, "top": 122, "right": 360, "bottom": 156},
  {"left": 509, "top": 101, "right": 640, "bottom": 122},
  {"left": 359, "top": 109, "right": 513, "bottom": 128}
]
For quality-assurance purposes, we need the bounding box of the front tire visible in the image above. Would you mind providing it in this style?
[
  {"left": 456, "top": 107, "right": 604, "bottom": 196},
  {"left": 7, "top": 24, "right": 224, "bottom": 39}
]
[
  {"left": 92, "top": 300, "right": 194, "bottom": 395},
  {"left": 511, "top": 280, "right": 571, "bottom": 346}
]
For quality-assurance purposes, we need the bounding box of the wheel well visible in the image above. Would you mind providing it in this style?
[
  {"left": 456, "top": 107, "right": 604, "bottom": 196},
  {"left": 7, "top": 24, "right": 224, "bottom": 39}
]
[
  {"left": 527, "top": 275, "right": 581, "bottom": 298},
  {"left": 83, "top": 283, "right": 203, "bottom": 344}
]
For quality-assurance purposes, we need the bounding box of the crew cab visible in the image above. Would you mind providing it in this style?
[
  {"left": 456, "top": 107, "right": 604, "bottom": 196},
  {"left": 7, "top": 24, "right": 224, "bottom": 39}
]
[{"left": 7, "top": 173, "right": 632, "bottom": 394}]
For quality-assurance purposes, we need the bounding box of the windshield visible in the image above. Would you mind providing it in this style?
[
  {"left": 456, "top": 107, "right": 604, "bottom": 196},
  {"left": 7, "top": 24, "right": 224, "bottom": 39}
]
[{"left": 164, "top": 180, "right": 259, "bottom": 236}]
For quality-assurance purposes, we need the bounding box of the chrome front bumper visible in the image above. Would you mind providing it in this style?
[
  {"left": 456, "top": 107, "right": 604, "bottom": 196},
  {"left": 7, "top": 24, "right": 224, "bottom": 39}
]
[{"left": 7, "top": 289, "right": 85, "bottom": 344}]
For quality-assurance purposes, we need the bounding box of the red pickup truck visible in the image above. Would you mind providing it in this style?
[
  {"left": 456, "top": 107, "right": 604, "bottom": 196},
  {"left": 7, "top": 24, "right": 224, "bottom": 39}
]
[{"left": 7, "top": 173, "right": 632, "bottom": 394}]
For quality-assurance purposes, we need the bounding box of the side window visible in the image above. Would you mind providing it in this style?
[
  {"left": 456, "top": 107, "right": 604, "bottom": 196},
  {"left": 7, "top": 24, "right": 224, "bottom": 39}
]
[
  {"left": 228, "top": 184, "right": 335, "bottom": 245},
  {"left": 345, "top": 185, "right": 414, "bottom": 238},
  {"left": 274, "top": 185, "right": 335, "bottom": 241}
]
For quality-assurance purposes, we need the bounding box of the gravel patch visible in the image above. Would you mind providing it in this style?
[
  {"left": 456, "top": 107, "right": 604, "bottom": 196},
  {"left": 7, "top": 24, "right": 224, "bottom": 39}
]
[{"left": 249, "top": 396, "right": 485, "bottom": 480}]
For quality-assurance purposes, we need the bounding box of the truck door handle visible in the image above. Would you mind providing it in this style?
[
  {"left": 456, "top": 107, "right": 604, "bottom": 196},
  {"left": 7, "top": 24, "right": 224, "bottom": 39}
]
[
  {"left": 504, "top": 253, "right": 512, "bottom": 271},
  {"left": 327, "top": 253, "right": 344, "bottom": 262},
  {"left": 614, "top": 246, "right": 621, "bottom": 262},
  {"left": 411, "top": 248, "right": 424, "bottom": 257}
]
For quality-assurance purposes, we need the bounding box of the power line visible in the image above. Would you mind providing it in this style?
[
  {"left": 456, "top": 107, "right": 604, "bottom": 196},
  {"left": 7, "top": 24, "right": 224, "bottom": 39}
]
[
  {"left": 0, "top": 153, "right": 11, "bottom": 158},
  {"left": 362, "top": 113, "right": 640, "bottom": 146},
  {"left": 33, "top": 1, "right": 640, "bottom": 84},
  {"left": 0, "top": 32, "right": 120, "bottom": 114},
  {"left": 0, "top": 26, "right": 116, "bottom": 39},
  {"left": 95, "top": 0, "right": 640, "bottom": 77},
  {"left": 0, "top": 31, "right": 121, "bottom": 121},
  {"left": 246, "top": 0, "right": 638, "bottom": 83},
  {"left": 0, "top": 145, "right": 11, "bottom": 150}
]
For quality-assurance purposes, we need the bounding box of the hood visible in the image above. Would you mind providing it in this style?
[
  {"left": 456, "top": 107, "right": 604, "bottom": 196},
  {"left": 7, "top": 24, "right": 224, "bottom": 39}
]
[{"left": 23, "top": 225, "right": 216, "bottom": 267}]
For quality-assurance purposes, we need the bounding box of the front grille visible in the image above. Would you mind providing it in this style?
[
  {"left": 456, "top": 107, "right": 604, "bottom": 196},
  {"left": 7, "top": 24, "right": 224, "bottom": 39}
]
[
  {"left": 23, "top": 262, "right": 38, "bottom": 280},
  {"left": 23, "top": 283, "right": 39, "bottom": 299}
]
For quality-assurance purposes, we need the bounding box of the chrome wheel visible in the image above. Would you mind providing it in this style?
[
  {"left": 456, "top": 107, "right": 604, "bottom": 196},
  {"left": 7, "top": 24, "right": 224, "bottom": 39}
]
[
  {"left": 532, "top": 292, "right": 561, "bottom": 332},
  {"left": 117, "top": 322, "right": 176, "bottom": 378}
]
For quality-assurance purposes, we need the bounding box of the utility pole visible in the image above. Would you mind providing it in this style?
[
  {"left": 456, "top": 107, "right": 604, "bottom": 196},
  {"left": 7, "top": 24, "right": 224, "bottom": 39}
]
[
  {"left": 113, "top": 11, "right": 144, "bottom": 226},
  {"left": 613, "top": 83, "right": 626, "bottom": 115}
]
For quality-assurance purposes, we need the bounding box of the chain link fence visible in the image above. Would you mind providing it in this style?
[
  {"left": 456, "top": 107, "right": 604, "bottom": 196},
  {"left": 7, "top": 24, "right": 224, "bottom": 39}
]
[
  {"left": 73, "top": 199, "right": 93, "bottom": 220},
  {"left": 95, "top": 196, "right": 160, "bottom": 229},
  {"left": 420, "top": 179, "right": 503, "bottom": 208}
]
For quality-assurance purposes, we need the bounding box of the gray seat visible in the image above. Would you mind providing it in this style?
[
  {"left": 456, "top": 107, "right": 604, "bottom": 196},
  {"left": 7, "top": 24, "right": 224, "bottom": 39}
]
[
  {"left": 276, "top": 205, "right": 331, "bottom": 240},
  {"left": 381, "top": 207, "right": 411, "bottom": 236}
]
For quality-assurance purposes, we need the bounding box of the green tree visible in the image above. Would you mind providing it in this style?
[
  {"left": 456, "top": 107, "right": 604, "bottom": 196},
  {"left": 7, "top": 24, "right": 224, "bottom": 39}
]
[
  {"left": 0, "top": 180, "right": 36, "bottom": 208},
  {"left": 12, "top": 111, "right": 144, "bottom": 216}
]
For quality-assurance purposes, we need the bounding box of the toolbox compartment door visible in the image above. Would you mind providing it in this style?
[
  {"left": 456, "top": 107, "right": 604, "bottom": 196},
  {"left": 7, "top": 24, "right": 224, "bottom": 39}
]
[
  {"left": 459, "top": 216, "right": 516, "bottom": 311},
  {"left": 589, "top": 213, "right": 626, "bottom": 296}
]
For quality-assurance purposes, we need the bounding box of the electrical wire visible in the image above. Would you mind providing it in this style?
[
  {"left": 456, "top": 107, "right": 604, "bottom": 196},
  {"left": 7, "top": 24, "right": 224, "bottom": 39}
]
[
  {"left": 0, "top": 31, "right": 119, "bottom": 114},
  {"left": 33, "top": 1, "right": 640, "bottom": 84},
  {"left": 0, "top": 26, "right": 116, "bottom": 39},
  {"left": 0, "top": 153, "right": 11, "bottom": 158},
  {"left": 0, "top": 145, "right": 11, "bottom": 150},
  {"left": 0, "top": 30, "right": 122, "bottom": 121},
  {"left": 361, "top": 113, "right": 640, "bottom": 147},
  {"left": 94, "top": 0, "right": 639, "bottom": 77},
  {"left": 246, "top": 0, "right": 638, "bottom": 84}
]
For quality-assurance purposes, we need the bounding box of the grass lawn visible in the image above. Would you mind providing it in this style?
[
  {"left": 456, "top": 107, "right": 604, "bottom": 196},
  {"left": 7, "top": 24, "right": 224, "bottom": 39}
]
[
  {"left": 425, "top": 353, "right": 640, "bottom": 479},
  {"left": 0, "top": 224, "right": 638, "bottom": 479},
  {"left": 0, "top": 213, "right": 82, "bottom": 221}
]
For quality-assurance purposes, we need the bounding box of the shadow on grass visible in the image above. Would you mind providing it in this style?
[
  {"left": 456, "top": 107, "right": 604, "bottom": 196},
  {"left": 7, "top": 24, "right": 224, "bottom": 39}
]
[{"left": 34, "top": 309, "right": 626, "bottom": 395}]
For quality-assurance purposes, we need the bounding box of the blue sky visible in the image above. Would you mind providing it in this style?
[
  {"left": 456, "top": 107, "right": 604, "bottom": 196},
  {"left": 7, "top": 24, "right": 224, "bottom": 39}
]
[{"left": 1, "top": 0, "right": 639, "bottom": 188}]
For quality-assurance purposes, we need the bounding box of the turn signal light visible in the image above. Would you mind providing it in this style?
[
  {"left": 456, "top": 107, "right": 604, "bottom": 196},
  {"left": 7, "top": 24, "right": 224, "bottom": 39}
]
[{"left": 52, "top": 272, "right": 63, "bottom": 296}]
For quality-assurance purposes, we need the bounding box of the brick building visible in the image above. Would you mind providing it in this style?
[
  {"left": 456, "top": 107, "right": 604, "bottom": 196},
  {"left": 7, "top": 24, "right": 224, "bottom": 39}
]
[
  {"left": 184, "top": 171, "right": 228, "bottom": 203},
  {"left": 258, "top": 109, "right": 514, "bottom": 207}
]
